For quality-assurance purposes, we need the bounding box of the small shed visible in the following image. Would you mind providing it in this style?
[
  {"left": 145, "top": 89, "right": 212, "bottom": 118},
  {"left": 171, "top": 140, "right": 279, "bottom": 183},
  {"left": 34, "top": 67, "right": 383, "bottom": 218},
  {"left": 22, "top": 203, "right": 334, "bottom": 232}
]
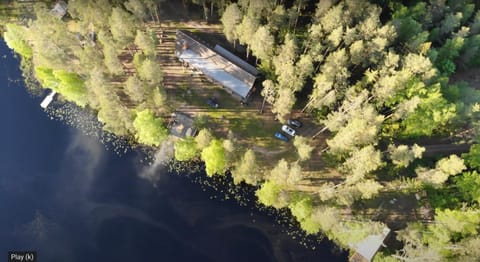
[
  {"left": 168, "top": 112, "right": 197, "bottom": 138},
  {"left": 349, "top": 227, "right": 391, "bottom": 262},
  {"left": 51, "top": 1, "right": 68, "bottom": 19}
]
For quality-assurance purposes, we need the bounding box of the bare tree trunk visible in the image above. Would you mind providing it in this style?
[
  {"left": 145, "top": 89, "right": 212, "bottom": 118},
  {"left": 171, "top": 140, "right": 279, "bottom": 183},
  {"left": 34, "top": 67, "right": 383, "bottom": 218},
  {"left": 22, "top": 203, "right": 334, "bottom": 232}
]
[
  {"left": 312, "top": 126, "right": 329, "bottom": 139},
  {"left": 260, "top": 96, "right": 266, "bottom": 114},
  {"left": 453, "top": 127, "right": 474, "bottom": 138},
  {"left": 293, "top": 4, "right": 302, "bottom": 30},
  {"left": 301, "top": 99, "right": 313, "bottom": 113},
  {"left": 210, "top": 1, "right": 214, "bottom": 19},
  {"left": 384, "top": 113, "right": 394, "bottom": 121},
  {"left": 148, "top": 9, "right": 154, "bottom": 22},
  {"left": 302, "top": 90, "right": 336, "bottom": 113},
  {"left": 203, "top": 0, "right": 209, "bottom": 21},
  {"left": 127, "top": 46, "right": 134, "bottom": 57},
  {"left": 303, "top": 39, "right": 310, "bottom": 55},
  {"left": 154, "top": 8, "right": 160, "bottom": 24},
  {"left": 322, "top": 46, "right": 331, "bottom": 58},
  {"left": 390, "top": 255, "right": 407, "bottom": 261}
]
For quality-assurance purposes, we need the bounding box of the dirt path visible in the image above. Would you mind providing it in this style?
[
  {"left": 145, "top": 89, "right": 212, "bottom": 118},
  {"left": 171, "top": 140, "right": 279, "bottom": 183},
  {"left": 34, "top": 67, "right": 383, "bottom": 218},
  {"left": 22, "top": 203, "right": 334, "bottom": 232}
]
[
  {"left": 251, "top": 145, "right": 288, "bottom": 156},
  {"left": 422, "top": 143, "right": 471, "bottom": 157},
  {"left": 450, "top": 67, "right": 480, "bottom": 89},
  {"left": 147, "top": 6, "right": 327, "bottom": 171}
]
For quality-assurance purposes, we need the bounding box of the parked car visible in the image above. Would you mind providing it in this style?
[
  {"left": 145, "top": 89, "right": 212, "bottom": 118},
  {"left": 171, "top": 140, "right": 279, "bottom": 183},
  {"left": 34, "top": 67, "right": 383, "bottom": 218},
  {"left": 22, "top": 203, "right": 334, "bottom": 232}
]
[
  {"left": 206, "top": 98, "right": 219, "bottom": 108},
  {"left": 274, "top": 132, "right": 289, "bottom": 142},
  {"left": 282, "top": 125, "right": 296, "bottom": 137},
  {"left": 288, "top": 119, "right": 302, "bottom": 128}
]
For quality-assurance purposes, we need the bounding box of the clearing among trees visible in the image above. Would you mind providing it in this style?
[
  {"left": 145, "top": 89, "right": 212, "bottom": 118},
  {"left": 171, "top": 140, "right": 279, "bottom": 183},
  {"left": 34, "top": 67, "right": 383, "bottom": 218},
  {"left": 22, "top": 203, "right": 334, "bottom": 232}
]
[{"left": 3, "top": 0, "right": 480, "bottom": 261}]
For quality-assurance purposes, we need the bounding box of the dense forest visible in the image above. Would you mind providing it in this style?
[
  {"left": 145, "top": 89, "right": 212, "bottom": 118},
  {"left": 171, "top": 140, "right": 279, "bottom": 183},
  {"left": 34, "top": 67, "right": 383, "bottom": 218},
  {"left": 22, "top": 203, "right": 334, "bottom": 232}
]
[{"left": 3, "top": 0, "right": 480, "bottom": 260}]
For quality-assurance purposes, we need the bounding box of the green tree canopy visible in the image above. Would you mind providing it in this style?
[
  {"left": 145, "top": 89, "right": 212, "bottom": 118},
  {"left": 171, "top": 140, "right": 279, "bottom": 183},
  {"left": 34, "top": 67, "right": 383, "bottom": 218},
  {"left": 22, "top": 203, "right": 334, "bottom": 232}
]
[
  {"left": 260, "top": 79, "right": 277, "bottom": 105},
  {"left": 125, "top": 75, "right": 148, "bottom": 103},
  {"left": 462, "top": 144, "right": 480, "bottom": 169},
  {"left": 53, "top": 70, "right": 88, "bottom": 107},
  {"left": 332, "top": 220, "right": 386, "bottom": 247},
  {"left": 355, "top": 179, "right": 383, "bottom": 199},
  {"left": 201, "top": 139, "right": 226, "bottom": 177},
  {"left": 236, "top": 14, "right": 259, "bottom": 57},
  {"left": 35, "top": 67, "right": 88, "bottom": 107},
  {"left": 269, "top": 158, "right": 290, "bottom": 186},
  {"left": 388, "top": 144, "right": 425, "bottom": 167},
  {"left": 288, "top": 196, "right": 321, "bottom": 234},
  {"left": 289, "top": 196, "right": 313, "bottom": 222},
  {"left": 137, "top": 58, "right": 163, "bottom": 85},
  {"left": 327, "top": 105, "right": 383, "bottom": 155},
  {"left": 3, "top": 23, "right": 32, "bottom": 58},
  {"left": 174, "top": 136, "right": 198, "bottom": 161},
  {"left": 68, "top": 0, "right": 112, "bottom": 29},
  {"left": 109, "top": 7, "right": 137, "bottom": 47},
  {"left": 195, "top": 129, "right": 212, "bottom": 150},
  {"left": 437, "top": 155, "right": 466, "bottom": 175},
  {"left": 434, "top": 208, "right": 480, "bottom": 237},
  {"left": 293, "top": 136, "right": 314, "bottom": 161},
  {"left": 416, "top": 155, "right": 466, "bottom": 186},
  {"left": 401, "top": 84, "right": 457, "bottom": 137},
  {"left": 250, "top": 25, "right": 275, "bottom": 62},
  {"left": 221, "top": 3, "right": 242, "bottom": 45},
  {"left": 133, "top": 109, "right": 168, "bottom": 146},
  {"left": 455, "top": 171, "right": 480, "bottom": 204},
  {"left": 272, "top": 87, "right": 295, "bottom": 122},
  {"left": 231, "top": 149, "right": 260, "bottom": 185},
  {"left": 311, "top": 206, "right": 341, "bottom": 232},
  {"left": 99, "top": 31, "right": 124, "bottom": 75},
  {"left": 255, "top": 180, "right": 286, "bottom": 208},
  {"left": 134, "top": 30, "right": 157, "bottom": 57},
  {"left": 124, "top": 0, "right": 148, "bottom": 22},
  {"left": 342, "top": 145, "right": 383, "bottom": 184}
]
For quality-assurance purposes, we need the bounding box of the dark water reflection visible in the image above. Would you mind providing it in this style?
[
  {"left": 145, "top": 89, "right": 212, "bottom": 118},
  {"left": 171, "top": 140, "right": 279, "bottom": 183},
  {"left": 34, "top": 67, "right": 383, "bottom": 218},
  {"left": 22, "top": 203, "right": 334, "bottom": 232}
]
[{"left": 0, "top": 40, "right": 346, "bottom": 262}]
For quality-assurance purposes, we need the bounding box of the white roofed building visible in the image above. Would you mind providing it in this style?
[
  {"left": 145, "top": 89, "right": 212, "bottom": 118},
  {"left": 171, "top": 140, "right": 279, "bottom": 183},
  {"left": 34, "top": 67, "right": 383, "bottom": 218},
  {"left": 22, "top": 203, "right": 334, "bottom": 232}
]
[{"left": 175, "top": 30, "right": 258, "bottom": 101}]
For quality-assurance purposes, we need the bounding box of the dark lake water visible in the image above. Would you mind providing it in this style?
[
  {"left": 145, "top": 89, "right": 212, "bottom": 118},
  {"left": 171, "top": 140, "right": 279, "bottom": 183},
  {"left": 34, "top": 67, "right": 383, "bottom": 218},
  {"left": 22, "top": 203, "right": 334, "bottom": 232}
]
[{"left": 0, "top": 40, "right": 346, "bottom": 262}]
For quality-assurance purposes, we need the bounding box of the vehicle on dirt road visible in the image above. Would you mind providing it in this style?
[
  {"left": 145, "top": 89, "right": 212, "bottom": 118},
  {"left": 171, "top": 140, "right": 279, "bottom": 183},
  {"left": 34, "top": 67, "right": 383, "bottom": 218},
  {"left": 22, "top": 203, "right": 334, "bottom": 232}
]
[
  {"left": 274, "top": 132, "right": 289, "bottom": 142},
  {"left": 288, "top": 119, "right": 302, "bottom": 128},
  {"left": 282, "top": 125, "right": 296, "bottom": 137}
]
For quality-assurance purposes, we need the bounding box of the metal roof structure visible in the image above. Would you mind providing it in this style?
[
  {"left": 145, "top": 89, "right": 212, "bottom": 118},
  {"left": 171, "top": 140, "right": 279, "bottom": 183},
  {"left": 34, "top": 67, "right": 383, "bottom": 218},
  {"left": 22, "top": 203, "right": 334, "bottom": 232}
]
[
  {"left": 175, "top": 30, "right": 257, "bottom": 101},
  {"left": 213, "top": 44, "right": 258, "bottom": 76},
  {"left": 51, "top": 1, "right": 68, "bottom": 18},
  {"left": 349, "top": 227, "right": 391, "bottom": 262}
]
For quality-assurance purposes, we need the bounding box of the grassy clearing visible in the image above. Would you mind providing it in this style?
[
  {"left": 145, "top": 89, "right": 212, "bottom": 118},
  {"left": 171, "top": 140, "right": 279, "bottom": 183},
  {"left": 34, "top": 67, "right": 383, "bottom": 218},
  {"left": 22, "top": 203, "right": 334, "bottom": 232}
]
[{"left": 155, "top": 20, "right": 313, "bottom": 168}]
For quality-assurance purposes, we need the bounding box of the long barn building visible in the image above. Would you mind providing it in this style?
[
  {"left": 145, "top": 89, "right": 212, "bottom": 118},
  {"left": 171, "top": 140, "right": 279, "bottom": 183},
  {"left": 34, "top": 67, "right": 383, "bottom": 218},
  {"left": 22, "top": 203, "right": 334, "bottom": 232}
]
[{"left": 175, "top": 30, "right": 258, "bottom": 101}]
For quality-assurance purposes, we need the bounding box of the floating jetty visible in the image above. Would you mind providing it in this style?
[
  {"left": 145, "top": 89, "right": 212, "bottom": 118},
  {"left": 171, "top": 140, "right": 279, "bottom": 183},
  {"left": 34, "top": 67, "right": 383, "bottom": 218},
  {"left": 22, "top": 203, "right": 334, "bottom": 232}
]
[{"left": 40, "top": 90, "right": 57, "bottom": 109}]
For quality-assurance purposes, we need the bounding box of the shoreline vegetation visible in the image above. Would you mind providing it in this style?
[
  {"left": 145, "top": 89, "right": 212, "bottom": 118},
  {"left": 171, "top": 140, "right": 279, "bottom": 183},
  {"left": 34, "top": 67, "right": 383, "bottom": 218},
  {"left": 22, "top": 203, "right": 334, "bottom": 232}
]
[{"left": 3, "top": 0, "right": 480, "bottom": 260}]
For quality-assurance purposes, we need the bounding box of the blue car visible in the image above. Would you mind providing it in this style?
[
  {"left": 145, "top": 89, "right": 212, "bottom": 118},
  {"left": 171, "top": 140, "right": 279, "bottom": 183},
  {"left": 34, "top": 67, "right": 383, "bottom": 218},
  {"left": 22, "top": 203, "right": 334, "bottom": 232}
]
[{"left": 274, "top": 132, "right": 289, "bottom": 142}]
